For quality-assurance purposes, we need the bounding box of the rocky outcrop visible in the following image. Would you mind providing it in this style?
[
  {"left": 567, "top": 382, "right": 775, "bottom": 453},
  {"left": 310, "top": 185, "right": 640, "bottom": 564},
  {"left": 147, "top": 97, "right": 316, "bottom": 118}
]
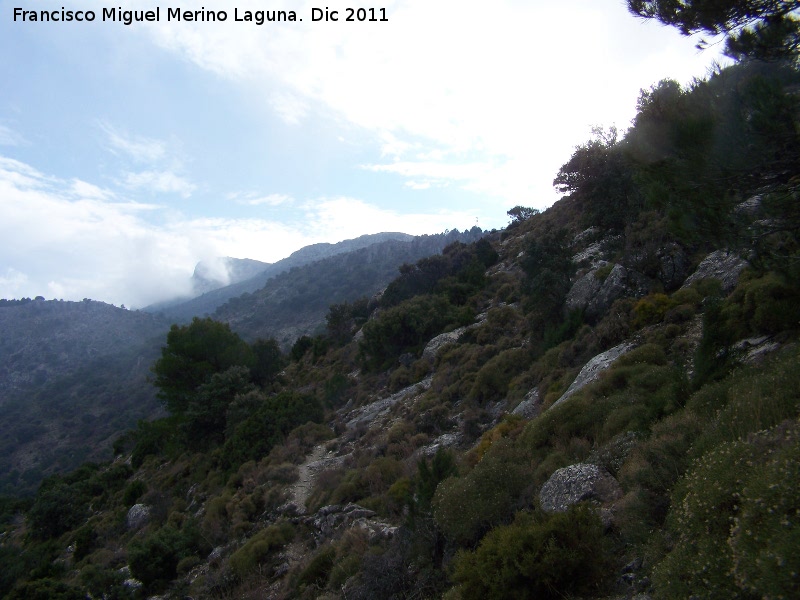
[
  {"left": 570, "top": 230, "right": 621, "bottom": 265},
  {"left": 422, "top": 328, "right": 467, "bottom": 362},
  {"left": 656, "top": 243, "right": 690, "bottom": 291},
  {"left": 419, "top": 432, "right": 461, "bottom": 457},
  {"left": 550, "top": 342, "right": 636, "bottom": 410},
  {"left": 305, "top": 503, "right": 397, "bottom": 544},
  {"left": 734, "top": 335, "right": 781, "bottom": 364},
  {"left": 126, "top": 503, "right": 151, "bottom": 530},
  {"left": 565, "top": 266, "right": 604, "bottom": 313},
  {"left": 566, "top": 264, "right": 650, "bottom": 321},
  {"left": 539, "top": 463, "right": 622, "bottom": 513},
  {"left": 682, "top": 249, "right": 748, "bottom": 294},
  {"left": 345, "top": 376, "right": 432, "bottom": 430},
  {"left": 511, "top": 387, "right": 541, "bottom": 420}
]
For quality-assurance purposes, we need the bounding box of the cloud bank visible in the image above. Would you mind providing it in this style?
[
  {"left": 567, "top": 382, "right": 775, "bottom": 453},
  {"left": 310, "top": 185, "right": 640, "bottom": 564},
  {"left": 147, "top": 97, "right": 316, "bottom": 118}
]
[{"left": 0, "top": 156, "right": 476, "bottom": 307}]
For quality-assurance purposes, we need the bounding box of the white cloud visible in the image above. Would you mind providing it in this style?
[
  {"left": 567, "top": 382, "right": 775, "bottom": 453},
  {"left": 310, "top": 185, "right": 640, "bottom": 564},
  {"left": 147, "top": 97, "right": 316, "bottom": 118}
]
[
  {"left": 139, "top": 0, "right": 724, "bottom": 208},
  {"left": 269, "top": 91, "right": 310, "bottom": 125},
  {"left": 229, "top": 192, "right": 295, "bottom": 206},
  {"left": 300, "top": 196, "right": 478, "bottom": 242},
  {"left": 0, "top": 268, "right": 29, "bottom": 298},
  {"left": 70, "top": 179, "right": 114, "bottom": 201},
  {"left": 0, "top": 124, "right": 26, "bottom": 147},
  {"left": 98, "top": 121, "right": 168, "bottom": 163},
  {"left": 0, "top": 156, "right": 474, "bottom": 307},
  {"left": 123, "top": 170, "right": 197, "bottom": 198}
]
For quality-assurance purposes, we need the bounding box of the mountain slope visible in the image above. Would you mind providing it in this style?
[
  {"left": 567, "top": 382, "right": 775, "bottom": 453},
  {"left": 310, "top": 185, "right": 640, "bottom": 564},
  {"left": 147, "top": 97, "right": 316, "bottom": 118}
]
[{"left": 0, "top": 299, "right": 169, "bottom": 495}]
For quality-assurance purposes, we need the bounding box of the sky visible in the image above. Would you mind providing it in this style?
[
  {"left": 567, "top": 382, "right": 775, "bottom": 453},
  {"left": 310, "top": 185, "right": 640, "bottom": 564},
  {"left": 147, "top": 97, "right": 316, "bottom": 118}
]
[{"left": 0, "top": 0, "right": 727, "bottom": 308}]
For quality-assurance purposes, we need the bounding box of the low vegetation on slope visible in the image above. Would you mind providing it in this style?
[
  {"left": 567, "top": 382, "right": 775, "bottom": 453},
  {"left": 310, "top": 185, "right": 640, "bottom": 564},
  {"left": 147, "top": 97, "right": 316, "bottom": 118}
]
[{"left": 2, "top": 3, "right": 800, "bottom": 597}]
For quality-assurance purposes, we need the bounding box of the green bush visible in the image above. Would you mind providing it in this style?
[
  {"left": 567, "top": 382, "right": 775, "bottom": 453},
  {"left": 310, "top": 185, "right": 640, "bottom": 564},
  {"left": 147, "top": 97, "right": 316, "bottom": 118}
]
[
  {"left": 127, "top": 520, "right": 210, "bottom": 589},
  {"left": 632, "top": 293, "right": 675, "bottom": 328},
  {"left": 689, "top": 346, "right": 800, "bottom": 459},
  {"left": 468, "top": 348, "right": 529, "bottom": 404},
  {"left": 433, "top": 439, "right": 532, "bottom": 545},
  {"left": 451, "top": 505, "right": 610, "bottom": 600},
  {"left": 295, "top": 545, "right": 336, "bottom": 591},
  {"left": 729, "top": 433, "right": 800, "bottom": 598},
  {"left": 723, "top": 271, "right": 800, "bottom": 336},
  {"left": 221, "top": 391, "right": 323, "bottom": 468},
  {"left": 228, "top": 522, "right": 294, "bottom": 579},
  {"left": 654, "top": 421, "right": 800, "bottom": 599},
  {"left": 5, "top": 578, "right": 85, "bottom": 600},
  {"left": 360, "top": 295, "right": 472, "bottom": 370},
  {"left": 122, "top": 479, "right": 147, "bottom": 506},
  {"left": 27, "top": 481, "right": 85, "bottom": 540}
]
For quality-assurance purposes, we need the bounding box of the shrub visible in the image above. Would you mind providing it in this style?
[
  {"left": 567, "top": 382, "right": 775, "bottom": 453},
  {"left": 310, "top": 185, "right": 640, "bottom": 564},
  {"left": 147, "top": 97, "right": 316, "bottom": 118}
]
[
  {"left": 632, "top": 293, "right": 675, "bottom": 328},
  {"left": 27, "top": 481, "right": 85, "bottom": 540},
  {"left": 295, "top": 545, "right": 336, "bottom": 592},
  {"left": 689, "top": 346, "right": 800, "bottom": 459},
  {"left": 653, "top": 419, "right": 800, "bottom": 600},
  {"left": 5, "top": 578, "right": 85, "bottom": 600},
  {"left": 122, "top": 480, "right": 147, "bottom": 506},
  {"left": 729, "top": 432, "right": 800, "bottom": 598},
  {"left": 127, "top": 520, "right": 210, "bottom": 589},
  {"left": 451, "top": 505, "right": 610, "bottom": 600},
  {"left": 360, "top": 295, "right": 473, "bottom": 370},
  {"left": 468, "top": 348, "right": 529, "bottom": 404},
  {"left": 433, "top": 439, "right": 532, "bottom": 545},
  {"left": 724, "top": 271, "right": 800, "bottom": 336},
  {"left": 228, "top": 522, "right": 294, "bottom": 579}
]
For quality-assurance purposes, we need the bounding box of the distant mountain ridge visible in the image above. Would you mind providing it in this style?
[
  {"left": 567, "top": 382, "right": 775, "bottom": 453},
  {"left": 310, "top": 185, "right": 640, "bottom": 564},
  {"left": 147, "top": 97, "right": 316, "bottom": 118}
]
[
  {"left": 145, "top": 232, "right": 415, "bottom": 321},
  {"left": 213, "top": 228, "right": 487, "bottom": 346},
  {"left": 191, "top": 257, "right": 270, "bottom": 296}
]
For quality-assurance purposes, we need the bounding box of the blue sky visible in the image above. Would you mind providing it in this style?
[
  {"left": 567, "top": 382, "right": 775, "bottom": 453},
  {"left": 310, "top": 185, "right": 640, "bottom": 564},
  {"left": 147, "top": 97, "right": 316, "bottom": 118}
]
[{"left": 0, "top": 0, "right": 726, "bottom": 307}]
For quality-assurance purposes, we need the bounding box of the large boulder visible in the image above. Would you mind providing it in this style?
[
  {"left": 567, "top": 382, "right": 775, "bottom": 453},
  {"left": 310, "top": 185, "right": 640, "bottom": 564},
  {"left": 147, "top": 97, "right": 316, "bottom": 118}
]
[
  {"left": 682, "top": 249, "right": 748, "bottom": 294},
  {"left": 550, "top": 342, "right": 635, "bottom": 410},
  {"left": 565, "top": 266, "right": 604, "bottom": 314},
  {"left": 126, "top": 504, "right": 151, "bottom": 530},
  {"left": 566, "top": 264, "right": 650, "bottom": 322},
  {"left": 539, "top": 463, "right": 622, "bottom": 513},
  {"left": 422, "top": 327, "right": 467, "bottom": 362},
  {"left": 511, "top": 387, "right": 541, "bottom": 420},
  {"left": 656, "top": 243, "right": 690, "bottom": 291}
]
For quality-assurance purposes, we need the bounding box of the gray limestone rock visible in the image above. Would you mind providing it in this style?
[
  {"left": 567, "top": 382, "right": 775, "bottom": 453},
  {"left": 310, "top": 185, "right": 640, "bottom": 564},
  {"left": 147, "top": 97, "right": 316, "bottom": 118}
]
[
  {"left": 345, "top": 376, "right": 432, "bottom": 429},
  {"left": 550, "top": 342, "right": 635, "bottom": 410},
  {"left": 565, "top": 267, "right": 605, "bottom": 313},
  {"left": 588, "top": 264, "right": 630, "bottom": 320},
  {"left": 682, "top": 250, "right": 748, "bottom": 294},
  {"left": 125, "top": 503, "right": 150, "bottom": 530},
  {"left": 511, "top": 387, "right": 541, "bottom": 420},
  {"left": 419, "top": 432, "right": 461, "bottom": 457},
  {"left": 422, "top": 328, "right": 467, "bottom": 362},
  {"left": 539, "top": 463, "right": 622, "bottom": 513},
  {"left": 567, "top": 263, "right": 650, "bottom": 322},
  {"left": 656, "top": 243, "right": 690, "bottom": 291}
]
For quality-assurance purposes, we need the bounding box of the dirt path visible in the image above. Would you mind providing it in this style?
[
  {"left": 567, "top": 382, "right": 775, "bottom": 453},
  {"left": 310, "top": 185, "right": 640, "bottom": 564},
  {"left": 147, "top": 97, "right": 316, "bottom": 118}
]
[{"left": 291, "top": 444, "right": 326, "bottom": 513}]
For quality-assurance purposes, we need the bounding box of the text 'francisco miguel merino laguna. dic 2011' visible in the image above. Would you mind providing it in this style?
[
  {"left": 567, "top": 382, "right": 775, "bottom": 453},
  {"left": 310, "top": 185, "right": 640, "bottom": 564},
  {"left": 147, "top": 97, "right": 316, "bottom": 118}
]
[{"left": 12, "top": 6, "right": 390, "bottom": 25}]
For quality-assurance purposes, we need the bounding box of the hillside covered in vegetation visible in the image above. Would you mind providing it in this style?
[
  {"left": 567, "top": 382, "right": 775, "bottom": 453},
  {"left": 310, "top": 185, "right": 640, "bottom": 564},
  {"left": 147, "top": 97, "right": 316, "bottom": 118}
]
[{"left": 2, "top": 2, "right": 799, "bottom": 599}]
